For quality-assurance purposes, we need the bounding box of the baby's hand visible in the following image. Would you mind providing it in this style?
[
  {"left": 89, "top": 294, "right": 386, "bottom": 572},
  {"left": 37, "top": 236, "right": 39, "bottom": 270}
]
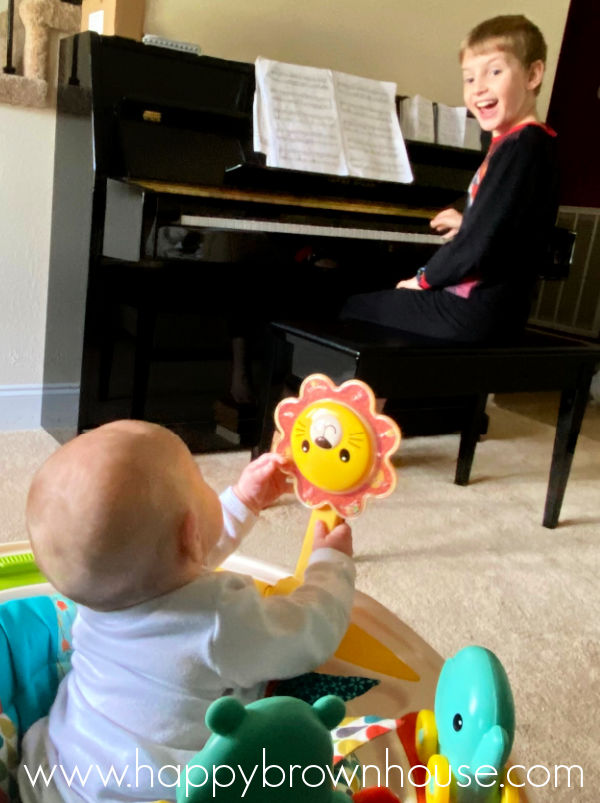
[
  {"left": 312, "top": 519, "right": 353, "bottom": 558},
  {"left": 233, "top": 452, "right": 292, "bottom": 515}
]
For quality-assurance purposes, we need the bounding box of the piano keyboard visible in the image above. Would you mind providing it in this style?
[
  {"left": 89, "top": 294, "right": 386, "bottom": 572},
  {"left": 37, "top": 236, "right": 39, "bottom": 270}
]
[{"left": 179, "top": 214, "right": 443, "bottom": 245}]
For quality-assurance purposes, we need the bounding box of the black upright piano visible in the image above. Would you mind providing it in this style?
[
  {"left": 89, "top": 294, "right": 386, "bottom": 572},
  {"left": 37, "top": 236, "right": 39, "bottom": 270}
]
[{"left": 41, "top": 32, "right": 483, "bottom": 450}]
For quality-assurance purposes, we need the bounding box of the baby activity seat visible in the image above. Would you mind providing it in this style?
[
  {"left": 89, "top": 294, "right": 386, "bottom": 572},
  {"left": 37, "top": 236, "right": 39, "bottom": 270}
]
[
  {"left": 0, "top": 557, "right": 76, "bottom": 803},
  {"left": 0, "top": 544, "right": 528, "bottom": 803},
  {"left": 0, "top": 375, "right": 530, "bottom": 801}
]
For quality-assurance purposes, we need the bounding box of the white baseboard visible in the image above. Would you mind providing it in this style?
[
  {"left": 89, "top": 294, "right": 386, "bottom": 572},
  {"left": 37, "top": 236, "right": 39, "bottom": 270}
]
[{"left": 0, "top": 384, "right": 79, "bottom": 431}]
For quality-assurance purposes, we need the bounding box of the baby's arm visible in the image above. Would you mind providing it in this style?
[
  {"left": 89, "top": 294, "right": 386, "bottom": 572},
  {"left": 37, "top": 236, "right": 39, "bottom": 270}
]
[
  {"left": 210, "top": 522, "right": 355, "bottom": 684},
  {"left": 204, "top": 453, "right": 292, "bottom": 569}
]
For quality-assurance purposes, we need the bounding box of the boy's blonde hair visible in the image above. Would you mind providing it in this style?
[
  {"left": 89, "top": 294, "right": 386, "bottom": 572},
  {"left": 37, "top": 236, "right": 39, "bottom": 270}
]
[{"left": 461, "top": 14, "right": 547, "bottom": 74}]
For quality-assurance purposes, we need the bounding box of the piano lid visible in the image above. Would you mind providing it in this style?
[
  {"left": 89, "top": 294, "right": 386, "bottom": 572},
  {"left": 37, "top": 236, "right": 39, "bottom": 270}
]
[
  {"left": 59, "top": 32, "right": 258, "bottom": 183},
  {"left": 57, "top": 32, "right": 483, "bottom": 207}
]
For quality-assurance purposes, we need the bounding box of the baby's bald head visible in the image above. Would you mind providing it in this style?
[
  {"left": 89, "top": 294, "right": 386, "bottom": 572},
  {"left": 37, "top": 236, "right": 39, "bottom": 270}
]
[{"left": 27, "top": 421, "right": 221, "bottom": 610}]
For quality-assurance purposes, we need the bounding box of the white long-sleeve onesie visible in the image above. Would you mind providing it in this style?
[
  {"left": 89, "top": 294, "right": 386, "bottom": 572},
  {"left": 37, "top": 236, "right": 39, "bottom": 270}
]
[{"left": 18, "top": 487, "right": 355, "bottom": 802}]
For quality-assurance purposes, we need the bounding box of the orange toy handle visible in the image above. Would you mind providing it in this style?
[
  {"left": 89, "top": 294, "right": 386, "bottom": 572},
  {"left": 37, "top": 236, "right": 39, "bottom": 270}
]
[{"left": 294, "top": 506, "right": 344, "bottom": 581}]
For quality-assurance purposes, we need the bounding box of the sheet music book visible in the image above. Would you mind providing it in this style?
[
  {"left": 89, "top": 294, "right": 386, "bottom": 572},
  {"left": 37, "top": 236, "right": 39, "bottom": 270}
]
[
  {"left": 254, "top": 56, "right": 413, "bottom": 184},
  {"left": 400, "top": 95, "right": 481, "bottom": 150},
  {"left": 463, "top": 117, "right": 482, "bottom": 150},
  {"left": 436, "top": 102, "right": 467, "bottom": 148},
  {"left": 436, "top": 104, "right": 481, "bottom": 151},
  {"left": 398, "top": 95, "right": 435, "bottom": 143}
]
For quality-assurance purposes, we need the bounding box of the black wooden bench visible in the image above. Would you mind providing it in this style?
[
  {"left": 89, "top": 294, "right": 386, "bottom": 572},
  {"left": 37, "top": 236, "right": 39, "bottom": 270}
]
[{"left": 255, "top": 320, "right": 600, "bottom": 528}]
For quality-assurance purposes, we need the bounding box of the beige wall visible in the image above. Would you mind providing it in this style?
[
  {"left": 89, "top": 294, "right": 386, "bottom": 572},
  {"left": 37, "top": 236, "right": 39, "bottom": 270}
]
[
  {"left": 0, "top": 105, "right": 55, "bottom": 383},
  {"left": 145, "top": 0, "right": 569, "bottom": 118},
  {"left": 0, "top": 0, "right": 570, "bottom": 426}
]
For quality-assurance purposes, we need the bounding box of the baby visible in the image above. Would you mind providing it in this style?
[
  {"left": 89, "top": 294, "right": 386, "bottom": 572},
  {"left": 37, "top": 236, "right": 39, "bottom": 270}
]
[{"left": 18, "top": 420, "right": 354, "bottom": 802}]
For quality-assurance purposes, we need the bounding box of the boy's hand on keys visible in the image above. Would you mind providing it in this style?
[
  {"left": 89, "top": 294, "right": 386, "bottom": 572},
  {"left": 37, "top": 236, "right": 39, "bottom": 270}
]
[{"left": 430, "top": 207, "right": 463, "bottom": 240}]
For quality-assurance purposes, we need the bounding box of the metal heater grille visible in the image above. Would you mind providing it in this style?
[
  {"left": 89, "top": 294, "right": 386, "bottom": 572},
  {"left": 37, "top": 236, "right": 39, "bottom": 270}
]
[{"left": 530, "top": 206, "right": 600, "bottom": 338}]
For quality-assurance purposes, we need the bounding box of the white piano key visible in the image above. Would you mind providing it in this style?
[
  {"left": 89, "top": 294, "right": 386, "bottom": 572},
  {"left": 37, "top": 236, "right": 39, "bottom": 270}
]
[{"left": 179, "top": 214, "right": 442, "bottom": 244}]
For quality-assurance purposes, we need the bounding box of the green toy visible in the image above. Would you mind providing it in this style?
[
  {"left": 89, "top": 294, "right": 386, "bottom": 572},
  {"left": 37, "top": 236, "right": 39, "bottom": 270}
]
[
  {"left": 0, "top": 552, "right": 46, "bottom": 591},
  {"left": 177, "top": 695, "right": 349, "bottom": 802},
  {"left": 415, "top": 646, "right": 518, "bottom": 802}
]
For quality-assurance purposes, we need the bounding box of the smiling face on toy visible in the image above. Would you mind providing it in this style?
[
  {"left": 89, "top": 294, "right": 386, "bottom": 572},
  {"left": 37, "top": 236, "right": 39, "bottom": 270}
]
[
  {"left": 291, "top": 401, "right": 375, "bottom": 493},
  {"left": 274, "top": 374, "right": 400, "bottom": 518}
]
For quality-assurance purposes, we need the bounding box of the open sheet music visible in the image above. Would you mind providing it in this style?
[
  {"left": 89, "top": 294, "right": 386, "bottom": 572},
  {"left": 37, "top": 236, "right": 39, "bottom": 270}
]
[{"left": 254, "top": 56, "right": 414, "bottom": 184}]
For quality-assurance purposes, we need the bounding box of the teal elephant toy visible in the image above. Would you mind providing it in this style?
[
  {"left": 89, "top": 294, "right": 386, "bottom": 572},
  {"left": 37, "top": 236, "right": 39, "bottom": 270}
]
[
  {"left": 415, "top": 646, "right": 519, "bottom": 802},
  {"left": 177, "top": 694, "right": 350, "bottom": 802}
]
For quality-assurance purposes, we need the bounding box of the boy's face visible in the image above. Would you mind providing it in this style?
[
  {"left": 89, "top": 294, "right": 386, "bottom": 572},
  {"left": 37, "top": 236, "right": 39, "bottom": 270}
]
[{"left": 461, "top": 43, "right": 543, "bottom": 138}]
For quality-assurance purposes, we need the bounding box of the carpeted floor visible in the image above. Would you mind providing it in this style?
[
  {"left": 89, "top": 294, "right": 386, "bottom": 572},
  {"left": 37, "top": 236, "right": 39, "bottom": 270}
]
[{"left": 1, "top": 395, "right": 598, "bottom": 800}]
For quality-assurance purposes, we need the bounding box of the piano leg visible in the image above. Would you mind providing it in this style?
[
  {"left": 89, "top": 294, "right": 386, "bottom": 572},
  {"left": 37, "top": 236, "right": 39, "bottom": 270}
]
[
  {"left": 131, "top": 305, "right": 158, "bottom": 420},
  {"left": 543, "top": 370, "right": 593, "bottom": 528},
  {"left": 252, "top": 329, "right": 291, "bottom": 459},
  {"left": 455, "top": 393, "right": 488, "bottom": 485}
]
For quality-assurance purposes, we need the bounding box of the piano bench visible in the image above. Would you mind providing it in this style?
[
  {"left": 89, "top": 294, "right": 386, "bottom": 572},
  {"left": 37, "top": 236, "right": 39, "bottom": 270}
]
[{"left": 255, "top": 319, "right": 600, "bottom": 528}]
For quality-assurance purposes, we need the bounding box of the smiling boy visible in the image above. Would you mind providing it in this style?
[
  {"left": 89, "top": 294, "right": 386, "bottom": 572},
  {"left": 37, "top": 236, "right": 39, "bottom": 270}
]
[
  {"left": 426, "top": 15, "right": 549, "bottom": 241},
  {"left": 342, "top": 15, "right": 559, "bottom": 343},
  {"left": 460, "top": 16, "right": 545, "bottom": 137}
]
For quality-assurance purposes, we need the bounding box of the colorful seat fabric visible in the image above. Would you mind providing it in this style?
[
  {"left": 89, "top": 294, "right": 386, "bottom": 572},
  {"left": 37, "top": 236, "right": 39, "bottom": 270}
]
[{"left": 0, "top": 594, "right": 76, "bottom": 802}]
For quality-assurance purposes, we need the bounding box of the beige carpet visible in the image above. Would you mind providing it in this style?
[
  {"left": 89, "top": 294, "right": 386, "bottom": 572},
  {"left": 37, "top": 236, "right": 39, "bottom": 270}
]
[{"left": 1, "top": 399, "right": 598, "bottom": 800}]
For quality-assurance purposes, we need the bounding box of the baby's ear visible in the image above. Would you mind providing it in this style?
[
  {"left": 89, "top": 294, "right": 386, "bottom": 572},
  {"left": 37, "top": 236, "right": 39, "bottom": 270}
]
[{"left": 178, "top": 509, "right": 204, "bottom": 564}]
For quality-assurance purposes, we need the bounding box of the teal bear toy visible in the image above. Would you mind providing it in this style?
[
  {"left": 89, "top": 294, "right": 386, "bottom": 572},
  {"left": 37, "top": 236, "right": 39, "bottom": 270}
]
[
  {"left": 415, "top": 646, "right": 518, "bottom": 802},
  {"left": 177, "top": 694, "right": 349, "bottom": 802}
]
